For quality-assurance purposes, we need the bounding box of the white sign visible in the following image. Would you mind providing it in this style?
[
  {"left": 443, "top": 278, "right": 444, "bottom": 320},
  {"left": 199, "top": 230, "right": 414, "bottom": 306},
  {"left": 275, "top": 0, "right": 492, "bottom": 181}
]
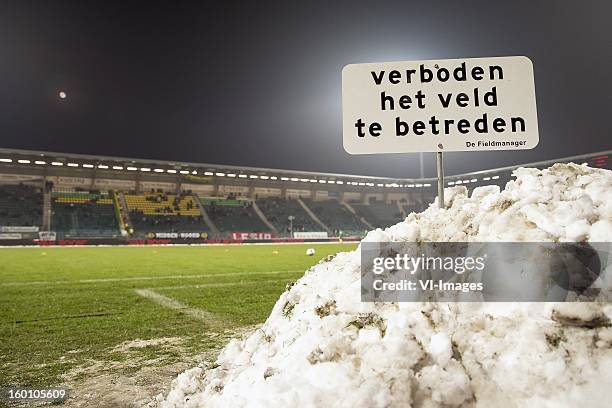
[
  {"left": 1, "top": 226, "right": 39, "bottom": 233},
  {"left": 342, "top": 56, "right": 538, "bottom": 154},
  {"left": 293, "top": 231, "right": 329, "bottom": 239},
  {"left": 0, "top": 233, "right": 22, "bottom": 239},
  {"left": 38, "top": 231, "right": 57, "bottom": 241}
]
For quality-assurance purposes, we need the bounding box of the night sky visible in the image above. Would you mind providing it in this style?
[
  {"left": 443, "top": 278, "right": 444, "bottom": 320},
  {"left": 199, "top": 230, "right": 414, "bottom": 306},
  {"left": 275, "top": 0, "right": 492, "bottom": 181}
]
[{"left": 0, "top": 1, "right": 610, "bottom": 178}]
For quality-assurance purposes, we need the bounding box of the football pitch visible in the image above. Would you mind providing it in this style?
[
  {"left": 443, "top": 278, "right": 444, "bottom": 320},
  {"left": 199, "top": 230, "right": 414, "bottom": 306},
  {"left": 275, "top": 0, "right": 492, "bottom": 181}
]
[{"left": 0, "top": 243, "right": 357, "bottom": 397}]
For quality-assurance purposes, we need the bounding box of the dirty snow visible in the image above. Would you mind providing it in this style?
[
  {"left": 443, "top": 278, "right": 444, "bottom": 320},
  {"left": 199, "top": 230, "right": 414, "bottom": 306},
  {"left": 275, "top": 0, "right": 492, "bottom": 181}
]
[
  {"left": 156, "top": 163, "right": 612, "bottom": 408},
  {"left": 113, "top": 337, "right": 184, "bottom": 353}
]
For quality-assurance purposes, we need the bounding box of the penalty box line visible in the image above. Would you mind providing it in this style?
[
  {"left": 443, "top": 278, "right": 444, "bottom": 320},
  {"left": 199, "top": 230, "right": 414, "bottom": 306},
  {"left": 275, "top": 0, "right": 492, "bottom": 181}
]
[
  {"left": 134, "top": 288, "right": 222, "bottom": 324},
  {"left": 1, "top": 269, "right": 304, "bottom": 287},
  {"left": 134, "top": 278, "right": 291, "bottom": 323}
]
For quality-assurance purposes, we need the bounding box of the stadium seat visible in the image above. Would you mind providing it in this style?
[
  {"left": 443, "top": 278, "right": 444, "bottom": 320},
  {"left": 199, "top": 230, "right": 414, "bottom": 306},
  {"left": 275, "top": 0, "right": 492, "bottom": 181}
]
[
  {"left": 256, "top": 197, "right": 319, "bottom": 235},
  {"left": 202, "top": 198, "right": 269, "bottom": 235},
  {"left": 0, "top": 183, "right": 43, "bottom": 227},
  {"left": 352, "top": 200, "right": 404, "bottom": 229},
  {"left": 302, "top": 198, "right": 367, "bottom": 236},
  {"left": 125, "top": 192, "right": 209, "bottom": 235},
  {"left": 51, "top": 188, "right": 120, "bottom": 237}
]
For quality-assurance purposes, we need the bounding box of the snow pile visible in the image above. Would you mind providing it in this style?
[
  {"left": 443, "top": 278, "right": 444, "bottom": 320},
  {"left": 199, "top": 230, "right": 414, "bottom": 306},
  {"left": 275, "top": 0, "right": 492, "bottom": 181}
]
[{"left": 158, "top": 163, "right": 612, "bottom": 408}]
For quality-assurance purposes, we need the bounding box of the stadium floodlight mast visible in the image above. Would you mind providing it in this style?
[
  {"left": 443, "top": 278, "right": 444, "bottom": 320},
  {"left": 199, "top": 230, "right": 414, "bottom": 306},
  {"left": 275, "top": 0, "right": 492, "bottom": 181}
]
[
  {"left": 288, "top": 215, "right": 295, "bottom": 237},
  {"left": 341, "top": 56, "right": 539, "bottom": 209}
]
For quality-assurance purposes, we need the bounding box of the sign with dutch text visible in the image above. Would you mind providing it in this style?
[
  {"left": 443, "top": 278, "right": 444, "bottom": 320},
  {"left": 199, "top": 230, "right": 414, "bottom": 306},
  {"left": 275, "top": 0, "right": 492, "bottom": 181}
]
[{"left": 342, "top": 56, "right": 538, "bottom": 154}]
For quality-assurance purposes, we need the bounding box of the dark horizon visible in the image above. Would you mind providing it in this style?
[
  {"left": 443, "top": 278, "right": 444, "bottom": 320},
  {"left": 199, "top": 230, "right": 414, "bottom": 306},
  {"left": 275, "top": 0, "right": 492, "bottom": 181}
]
[{"left": 0, "top": 1, "right": 610, "bottom": 178}]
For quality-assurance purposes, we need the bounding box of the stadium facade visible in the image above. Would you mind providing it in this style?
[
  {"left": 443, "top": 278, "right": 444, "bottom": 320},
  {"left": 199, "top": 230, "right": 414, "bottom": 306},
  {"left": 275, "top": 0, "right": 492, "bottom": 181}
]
[{"left": 0, "top": 148, "right": 609, "bottom": 245}]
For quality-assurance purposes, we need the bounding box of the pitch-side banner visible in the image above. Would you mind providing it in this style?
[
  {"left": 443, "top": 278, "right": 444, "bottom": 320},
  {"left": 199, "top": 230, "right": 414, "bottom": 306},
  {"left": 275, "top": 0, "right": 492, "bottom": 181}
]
[
  {"left": 0, "top": 233, "right": 22, "bottom": 239},
  {"left": 293, "top": 232, "right": 329, "bottom": 239},
  {"left": 231, "top": 232, "right": 274, "bottom": 240},
  {"left": 1, "top": 226, "right": 39, "bottom": 233},
  {"left": 342, "top": 56, "right": 538, "bottom": 154},
  {"left": 149, "top": 232, "right": 208, "bottom": 239}
]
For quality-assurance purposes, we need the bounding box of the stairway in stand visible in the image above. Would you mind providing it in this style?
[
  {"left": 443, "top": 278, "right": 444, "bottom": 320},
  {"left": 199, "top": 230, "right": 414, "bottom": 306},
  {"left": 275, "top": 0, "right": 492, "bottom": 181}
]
[{"left": 296, "top": 197, "right": 332, "bottom": 235}]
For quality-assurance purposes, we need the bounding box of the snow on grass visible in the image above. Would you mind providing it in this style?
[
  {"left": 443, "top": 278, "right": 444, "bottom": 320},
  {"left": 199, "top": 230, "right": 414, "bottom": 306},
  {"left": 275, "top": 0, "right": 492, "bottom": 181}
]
[{"left": 157, "top": 163, "right": 612, "bottom": 408}]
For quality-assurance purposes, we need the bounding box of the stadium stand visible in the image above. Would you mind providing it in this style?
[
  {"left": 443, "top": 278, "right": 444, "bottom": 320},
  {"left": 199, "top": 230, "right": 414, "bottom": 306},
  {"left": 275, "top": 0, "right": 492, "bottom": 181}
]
[
  {"left": 51, "top": 188, "right": 120, "bottom": 237},
  {"left": 201, "top": 197, "right": 269, "bottom": 235},
  {"left": 125, "top": 192, "right": 209, "bottom": 234},
  {"left": 256, "top": 197, "right": 320, "bottom": 236},
  {"left": 401, "top": 198, "right": 425, "bottom": 216},
  {"left": 301, "top": 198, "right": 367, "bottom": 236},
  {"left": 0, "top": 183, "right": 43, "bottom": 227},
  {"left": 351, "top": 200, "right": 404, "bottom": 229},
  {"left": 0, "top": 149, "right": 608, "bottom": 242}
]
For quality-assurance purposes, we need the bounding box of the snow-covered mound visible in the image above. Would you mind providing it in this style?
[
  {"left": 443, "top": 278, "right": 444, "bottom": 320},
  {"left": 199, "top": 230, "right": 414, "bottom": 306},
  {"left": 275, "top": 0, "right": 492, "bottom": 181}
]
[{"left": 159, "top": 163, "right": 612, "bottom": 408}]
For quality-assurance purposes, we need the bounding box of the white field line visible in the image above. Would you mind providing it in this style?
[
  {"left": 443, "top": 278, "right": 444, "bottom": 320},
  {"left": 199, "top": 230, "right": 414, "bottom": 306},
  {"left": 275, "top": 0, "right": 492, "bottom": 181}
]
[
  {"left": 135, "top": 278, "right": 292, "bottom": 323},
  {"left": 134, "top": 289, "right": 223, "bottom": 324},
  {"left": 153, "top": 278, "right": 291, "bottom": 290},
  {"left": 0, "top": 269, "right": 304, "bottom": 287}
]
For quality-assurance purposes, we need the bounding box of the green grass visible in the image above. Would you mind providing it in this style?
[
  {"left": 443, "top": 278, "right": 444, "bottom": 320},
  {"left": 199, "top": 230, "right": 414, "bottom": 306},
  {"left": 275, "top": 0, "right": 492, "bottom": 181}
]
[{"left": 0, "top": 243, "right": 357, "bottom": 387}]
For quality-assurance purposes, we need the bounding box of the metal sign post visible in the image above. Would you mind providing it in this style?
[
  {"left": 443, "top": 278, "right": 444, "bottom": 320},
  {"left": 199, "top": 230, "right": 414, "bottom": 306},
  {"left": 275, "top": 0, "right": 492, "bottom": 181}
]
[{"left": 436, "top": 152, "right": 445, "bottom": 208}]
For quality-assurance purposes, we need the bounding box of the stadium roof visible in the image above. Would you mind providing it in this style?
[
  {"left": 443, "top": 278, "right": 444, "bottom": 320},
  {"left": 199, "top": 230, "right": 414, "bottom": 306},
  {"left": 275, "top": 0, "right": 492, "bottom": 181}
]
[{"left": 0, "top": 148, "right": 609, "bottom": 192}]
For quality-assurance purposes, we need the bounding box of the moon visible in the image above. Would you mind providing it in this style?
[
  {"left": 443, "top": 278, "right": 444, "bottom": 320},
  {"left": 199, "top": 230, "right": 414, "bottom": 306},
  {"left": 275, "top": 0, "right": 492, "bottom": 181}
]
[{"left": 58, "top": 91, "right": 67, "bottom": 99}]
